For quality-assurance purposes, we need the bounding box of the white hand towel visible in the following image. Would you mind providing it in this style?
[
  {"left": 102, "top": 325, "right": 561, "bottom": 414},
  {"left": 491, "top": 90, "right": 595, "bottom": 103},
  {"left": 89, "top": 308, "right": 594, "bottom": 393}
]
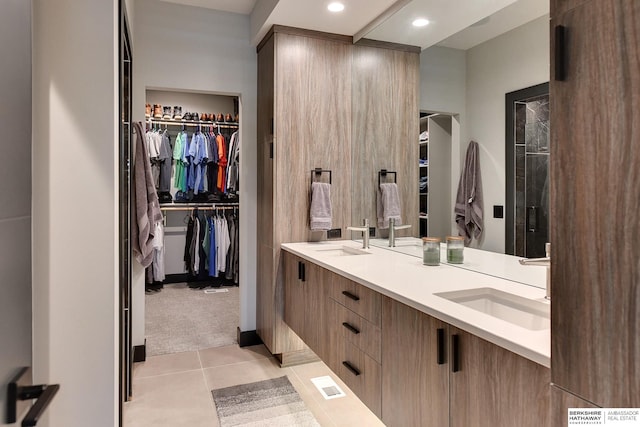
[
  {"left": 310, "top": 182, "right": 332, "bottom": 231},
  {"left": 377, "top": 183, "right": 402, "bottom": 229}
]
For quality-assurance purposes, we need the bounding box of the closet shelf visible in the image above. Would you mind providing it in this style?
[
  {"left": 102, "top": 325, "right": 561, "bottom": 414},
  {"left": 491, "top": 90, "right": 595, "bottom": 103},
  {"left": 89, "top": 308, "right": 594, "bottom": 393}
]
[{"left": 160, "top": 202, "right": 239, "bottom": 211}]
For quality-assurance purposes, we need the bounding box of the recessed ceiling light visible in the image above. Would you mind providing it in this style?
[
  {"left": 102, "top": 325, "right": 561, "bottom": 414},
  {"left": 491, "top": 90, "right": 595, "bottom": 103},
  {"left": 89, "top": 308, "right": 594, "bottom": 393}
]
[
  {"left": 412, "top": 18, "right": 430, "bottom": 27},
  {"left": 328, "top": 2, "right": 345, "bottom": 12}
]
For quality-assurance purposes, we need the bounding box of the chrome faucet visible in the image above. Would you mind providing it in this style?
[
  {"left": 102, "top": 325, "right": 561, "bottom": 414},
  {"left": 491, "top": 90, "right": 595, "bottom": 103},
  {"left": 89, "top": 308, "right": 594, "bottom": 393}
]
[
  {"left": 388, "top": 218, "right": 412, "bottom": 247},
  {"left": 518, "top": 243, "right": 551, "bottom": 300},
  {"left": 347, "top": 219, "right": 370, "bottom": 249}
]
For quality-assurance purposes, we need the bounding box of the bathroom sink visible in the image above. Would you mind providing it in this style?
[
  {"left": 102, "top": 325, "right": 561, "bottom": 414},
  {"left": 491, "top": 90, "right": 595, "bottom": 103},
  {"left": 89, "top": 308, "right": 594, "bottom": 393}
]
[
  {"left": 435, "top": 287, "right": 550, "bottom": 331},
  {"left": 313, "top": 245, "right": 370, "bottom": 256}
]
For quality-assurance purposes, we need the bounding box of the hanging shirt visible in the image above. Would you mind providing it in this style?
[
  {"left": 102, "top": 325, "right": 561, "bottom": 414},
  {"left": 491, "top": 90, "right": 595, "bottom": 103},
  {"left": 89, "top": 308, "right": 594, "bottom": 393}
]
[
  {"left": 208, "top": 216, "right": 217, "bottom": 277},
  {"left": 158, "top": 131, "right": 172, "bottom": 193},
  {"left": 215, "top": 216, "right": 230, "bottom": 274},
  {"left": 216, "top": 133, "right": 227, "bottom": 192}
]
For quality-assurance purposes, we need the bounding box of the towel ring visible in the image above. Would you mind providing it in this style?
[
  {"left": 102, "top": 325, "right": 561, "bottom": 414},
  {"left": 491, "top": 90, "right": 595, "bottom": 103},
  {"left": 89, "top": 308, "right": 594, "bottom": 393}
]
[
  {"left": 378, "top": 169, "right": 397, "bottom": 187},
  {"left": 311, "top": 168, "right": 332, "bottom": 184}
]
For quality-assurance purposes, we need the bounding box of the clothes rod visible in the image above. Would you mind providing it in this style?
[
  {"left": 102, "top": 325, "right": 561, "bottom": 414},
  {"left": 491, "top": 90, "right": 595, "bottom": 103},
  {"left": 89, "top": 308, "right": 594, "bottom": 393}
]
[
  {"left": 147, "top": 119, "right": 239, "bottom": 128},
  {"left": 160, "top": 204, "right": 238, "bottom": 211}
]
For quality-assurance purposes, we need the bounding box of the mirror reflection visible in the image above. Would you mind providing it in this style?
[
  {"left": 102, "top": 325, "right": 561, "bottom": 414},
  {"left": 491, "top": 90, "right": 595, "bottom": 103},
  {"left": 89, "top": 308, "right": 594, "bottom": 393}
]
[{"left": 355, "top": 0, "right": 550, "bottom": 288}]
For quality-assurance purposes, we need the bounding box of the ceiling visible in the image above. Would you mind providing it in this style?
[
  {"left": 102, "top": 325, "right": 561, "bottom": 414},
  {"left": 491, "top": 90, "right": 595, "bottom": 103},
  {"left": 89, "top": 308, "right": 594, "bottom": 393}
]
[{"left": 157, "top": 0, "right": 549, "bottom": 51}]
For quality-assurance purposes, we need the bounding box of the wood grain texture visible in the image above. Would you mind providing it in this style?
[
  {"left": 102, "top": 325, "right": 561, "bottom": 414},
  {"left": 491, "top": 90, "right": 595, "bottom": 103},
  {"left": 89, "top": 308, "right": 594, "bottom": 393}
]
[
  {"left": 449, "top": 327, "right": 550, "bottom": 427},
  {"left": 381, "top": 297, "right": 449, "bottom": 427},
  {"left": 274, "top": 32, "right": 353, "bottom": 246},
  {"left": 273, "top": 249, "right": 306, "bottom": 353},
  {"left": 550, "top": 385, "right": 598, "bottom": 427},
  {"left": 283, "top": 251, "right": 304, "bottom": 337},
  {"left": 351, "top": 45, "right": 419, "bottom": 236},
  {"left": 256, "top": 35, "right": 276, "bottom": 352},
  {"left": 339, "top": 340, "right": 382, "bottom": 418},
  {"left": 551, "top": 0, "right": 590, "bottom": 17},
  {"left": 329, "top": 272, "right": 381, "bottom": 326},
  {"left": 550, "top": 0, "right": 640, "bottom": 407},
  {"left": 355, "top": 38, "right": 421, "bottom": 54},
  {"left": 333, "top": 299, "right": 381, "bottom": 363}
]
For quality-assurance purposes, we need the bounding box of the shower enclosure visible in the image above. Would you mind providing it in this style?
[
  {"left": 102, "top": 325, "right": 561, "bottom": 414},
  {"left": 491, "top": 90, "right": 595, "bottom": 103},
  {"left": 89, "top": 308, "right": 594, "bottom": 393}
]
[{"left": 505, "top": 83, "right": 549, "bottom": 258}]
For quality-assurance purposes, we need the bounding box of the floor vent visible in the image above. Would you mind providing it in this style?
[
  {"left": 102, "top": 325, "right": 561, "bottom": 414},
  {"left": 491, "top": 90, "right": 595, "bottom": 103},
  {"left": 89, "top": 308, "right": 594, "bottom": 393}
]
[{"left": 311, "top": 376, "right": 346, "bottom": 400}]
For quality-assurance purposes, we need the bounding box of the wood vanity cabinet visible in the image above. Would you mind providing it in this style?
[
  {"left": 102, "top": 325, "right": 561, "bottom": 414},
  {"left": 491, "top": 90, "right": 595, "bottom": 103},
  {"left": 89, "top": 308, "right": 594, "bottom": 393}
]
[
  {"left": 551, "top": 0, "right": 640, "bottom": 409},
  {"left": 381, "top": 297, "right": 449, "bottom": 427},
  {"left": 448, "top": 326, "right": 550, "bottom": 427},
  {"left": 550, "top": 385, "right": 598, "bottom": 427},
  {"left": 382, "top": 298, "right": 550, "bottom": 427}
]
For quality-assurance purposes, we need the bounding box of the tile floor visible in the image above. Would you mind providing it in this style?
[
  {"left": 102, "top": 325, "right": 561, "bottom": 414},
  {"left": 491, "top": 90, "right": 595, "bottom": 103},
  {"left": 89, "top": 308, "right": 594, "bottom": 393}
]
[{"left": 124, "top": 344, "right": 385, "bottom": 426}]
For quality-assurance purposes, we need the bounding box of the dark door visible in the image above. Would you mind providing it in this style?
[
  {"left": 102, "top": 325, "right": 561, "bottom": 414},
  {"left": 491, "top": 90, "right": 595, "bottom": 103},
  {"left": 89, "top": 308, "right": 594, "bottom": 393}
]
[{"left": 0, "top": 0, "right": 33, "bottom": 423}]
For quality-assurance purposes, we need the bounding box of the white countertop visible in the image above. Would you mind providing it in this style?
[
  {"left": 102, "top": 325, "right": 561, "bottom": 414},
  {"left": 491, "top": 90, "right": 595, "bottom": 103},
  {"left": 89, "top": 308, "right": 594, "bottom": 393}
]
[{"left": 281, "top": 240, "right": 550, "bottom": 368}]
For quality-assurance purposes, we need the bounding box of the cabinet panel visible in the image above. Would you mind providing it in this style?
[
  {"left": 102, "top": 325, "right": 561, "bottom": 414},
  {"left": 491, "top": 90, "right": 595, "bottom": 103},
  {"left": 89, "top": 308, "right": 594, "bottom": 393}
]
[
  {"left": 449, "top": 327, "right": 550, "bottom": 427},
  {"left": 283, "top": 252, "right": 304, "bottom": 337},
  {"left": 381, "top": 297, "right": 449, "bottom": 427},
  {"left": 551, "top": 0, "right": 640, "bottom": 407},
  {"left": 332, "top": 299, "right": 381, "bottom": 363},
  {"left": 551, "top": 0, "right": 590, "bottom": 16},
  {"left": 550, "top": 385, "right": 598, "bottom": 427},
  {"left": 329, "top": 273, "right": 381, "bottom": 326},
  {"left": 338, "top": 340, "right": 382, "bottom": 418},
  {"left": 351, "top": 45, "right": 419, "bottom": 235}
]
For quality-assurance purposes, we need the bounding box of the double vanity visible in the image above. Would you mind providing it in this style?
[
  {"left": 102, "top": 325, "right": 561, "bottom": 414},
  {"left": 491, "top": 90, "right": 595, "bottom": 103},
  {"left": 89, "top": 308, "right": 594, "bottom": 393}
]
[{"left": 281, "top": 238, "right": 551, "bottom": 427}]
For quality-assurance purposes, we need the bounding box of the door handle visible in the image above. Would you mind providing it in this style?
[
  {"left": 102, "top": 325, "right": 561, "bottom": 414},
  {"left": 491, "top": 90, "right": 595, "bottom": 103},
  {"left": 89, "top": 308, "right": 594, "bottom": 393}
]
[
  {"left": 7, "top": 367, "right": 60, "bottom": 426},
  {"left": 554, "top": 25, "right": 567, "bottom": 81},
  {"left": 437, "top": 328, "right": 446, "bottom": 365},
  {"left": 451, "top": 334, "right": 460, "bottom": 373}
]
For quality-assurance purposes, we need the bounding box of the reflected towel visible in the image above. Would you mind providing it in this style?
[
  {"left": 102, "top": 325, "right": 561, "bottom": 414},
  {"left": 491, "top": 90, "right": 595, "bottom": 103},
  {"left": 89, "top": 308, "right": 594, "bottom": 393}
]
[
  {"left": 310, "top": 182, "right": 332, "bottom": 231},
  {"left": 377, "top": 183, "right": 402, "bottom": 229},
  {"left": 454, "top": 140, "right": 483, "bottom": 245}
]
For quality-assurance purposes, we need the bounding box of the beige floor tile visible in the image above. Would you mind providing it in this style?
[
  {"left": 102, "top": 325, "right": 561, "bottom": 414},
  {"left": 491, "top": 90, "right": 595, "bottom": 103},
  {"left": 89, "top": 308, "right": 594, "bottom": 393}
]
[
  {"left": 202, "top": 356, "right": 291, "bottom": 391},
  {"left": 290, "top": 361, "right": 385, "bottom": 427},
  {"left": 133, "top": 350, "right": 201, "bottom": 379},
  {"left": 198, "top": 343, "right": 271, "bottom": 368},
  {"left": 125, "top": 370, "right": 217, "bottom": 427}
]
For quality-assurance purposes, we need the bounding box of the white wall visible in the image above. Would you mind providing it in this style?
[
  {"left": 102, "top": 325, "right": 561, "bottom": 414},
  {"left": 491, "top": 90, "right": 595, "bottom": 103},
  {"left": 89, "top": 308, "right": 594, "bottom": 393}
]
[
  {"left": 32, "top": 0, "right": 118, "bottom": 426},
  {"left": 133, "top": 0, "right": 258, "bottom": 343},
  {"left": 419, "top": 46, "right": 466, "bottom": 236},
  {"left": 466, "top": 14, "right": 549, "bottom": 253}
]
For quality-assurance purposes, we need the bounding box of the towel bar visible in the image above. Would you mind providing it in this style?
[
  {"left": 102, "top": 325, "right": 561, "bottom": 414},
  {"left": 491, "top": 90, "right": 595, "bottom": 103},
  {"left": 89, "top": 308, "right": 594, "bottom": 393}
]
[
  {"left": 311, "top": 168, "right": 332, "bottom": 184},
  {"left": 378, "top": 169, "right": 397, "bottom": 187}
]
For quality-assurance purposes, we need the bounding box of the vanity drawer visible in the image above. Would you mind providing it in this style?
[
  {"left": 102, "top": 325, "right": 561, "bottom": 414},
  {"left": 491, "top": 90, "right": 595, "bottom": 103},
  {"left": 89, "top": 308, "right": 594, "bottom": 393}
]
[
  {"left": 329, "top": 273, "right": 381, "bottom": 326},
  {"left": 333, "top": 300, "right": 381, "bottom": 363},
  {"left": 338, "top": 340, "right": 382, "bottom": 418}
]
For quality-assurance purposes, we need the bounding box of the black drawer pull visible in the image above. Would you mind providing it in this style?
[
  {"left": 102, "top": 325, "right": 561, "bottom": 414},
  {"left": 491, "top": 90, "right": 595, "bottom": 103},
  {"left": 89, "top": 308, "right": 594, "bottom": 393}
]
[
  {"left": 342, "top": 361, "right": 361, "bottom": 376},
  {"left": 298, "top": 261, "right": 302, "bottom": 280},
  {"left": 451, "top": 334, "right": 460, "bottom": 373},
  {"left": 341, "top": 291, "right": 360, "bottom": 301},
  {"left": 342, "top": 322, "right": 360, "bottom": 335},
  {"left": 301, "top": 262, "right": 306, "bottom": 282},
  {"left": 437, "top": 328, "right": 445, "bottom": 365}
]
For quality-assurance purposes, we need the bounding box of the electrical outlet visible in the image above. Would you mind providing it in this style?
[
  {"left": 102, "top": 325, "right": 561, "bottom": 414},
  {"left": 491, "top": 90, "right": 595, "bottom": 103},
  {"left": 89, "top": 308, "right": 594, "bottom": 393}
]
[
  {"left": 493, "top": 205, "right": 504, "bottom": 219},
  {"left": 369, "top": 227, "right": 376, "bottom": 237},
  {"left": 327, "top": 228, "right": 342, "bottom": 239}
]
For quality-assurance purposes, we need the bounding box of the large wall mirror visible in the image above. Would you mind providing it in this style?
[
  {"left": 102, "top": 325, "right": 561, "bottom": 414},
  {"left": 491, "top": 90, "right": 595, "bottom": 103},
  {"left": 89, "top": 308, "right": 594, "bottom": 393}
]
[{"left": 352, "top": 0, "right": 550, "bottom": 287}]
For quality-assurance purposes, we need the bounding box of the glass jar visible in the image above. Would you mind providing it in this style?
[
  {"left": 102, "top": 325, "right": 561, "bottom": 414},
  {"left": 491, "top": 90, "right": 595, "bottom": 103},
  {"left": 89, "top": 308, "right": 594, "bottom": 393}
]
[
  {"left": 422, "top": 237, "right": 441, "bottom": 266},
  {"left": 446, "top": 236, "right": 465, "bottom": 264}
]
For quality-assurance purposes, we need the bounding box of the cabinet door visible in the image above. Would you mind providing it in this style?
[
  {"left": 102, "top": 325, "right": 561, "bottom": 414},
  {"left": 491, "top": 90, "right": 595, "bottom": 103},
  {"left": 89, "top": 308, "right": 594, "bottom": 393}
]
[
  {"left": 283, "top": 251, "right": 304, "bottom": 338},
  {"left": 339, "top": 341, "right": 382, "bottom": 418},
  {"left": 449, "top": 327, "right": 550, "bottom": 427},
  {"left": 381, "top": 297, "right": 449, "bottom": 427},
  {"left": 550, "top": 385, "right": 598, "bottom": 427},
  {"left": 551, "top": 0, "right": 640, "bottom": 407}
]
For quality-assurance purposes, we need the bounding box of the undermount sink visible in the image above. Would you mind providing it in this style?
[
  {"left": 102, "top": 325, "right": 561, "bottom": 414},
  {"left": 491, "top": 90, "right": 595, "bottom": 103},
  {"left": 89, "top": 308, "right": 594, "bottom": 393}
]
[
  {"left": 313, "top": 245, "right": 370, "bottom": 256},
  {"left": 435, "top": 287, "right": 550, "bottom": 331}
]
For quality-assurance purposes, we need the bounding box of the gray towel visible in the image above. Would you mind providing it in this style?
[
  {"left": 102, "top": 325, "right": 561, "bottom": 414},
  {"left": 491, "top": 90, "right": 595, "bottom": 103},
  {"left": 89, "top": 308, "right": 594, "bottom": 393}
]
[
  {"left": 454, "top": 140, "right": 483, "bottom": 245},
  {"left": 310, "top": 182, "right": 332, "bottom": 231},
  {"left": 377, "top": 183, "right": 402, "bottom": 229},
  {"left": 132, "top": 122, "right": 163, "bottom": 267}
]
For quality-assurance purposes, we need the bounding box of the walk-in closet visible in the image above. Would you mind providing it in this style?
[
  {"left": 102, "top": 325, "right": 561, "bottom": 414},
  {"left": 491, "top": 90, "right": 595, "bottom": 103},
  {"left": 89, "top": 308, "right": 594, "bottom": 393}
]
[{"left": 141, "top": 89, "right": 241, "bottom": 358}]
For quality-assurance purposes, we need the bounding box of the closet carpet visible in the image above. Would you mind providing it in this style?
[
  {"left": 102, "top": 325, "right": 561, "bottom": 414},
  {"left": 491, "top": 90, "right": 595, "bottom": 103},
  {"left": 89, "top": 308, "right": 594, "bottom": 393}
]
[{"left": 145, "top": 283, "right": 239, "bottom": 356}]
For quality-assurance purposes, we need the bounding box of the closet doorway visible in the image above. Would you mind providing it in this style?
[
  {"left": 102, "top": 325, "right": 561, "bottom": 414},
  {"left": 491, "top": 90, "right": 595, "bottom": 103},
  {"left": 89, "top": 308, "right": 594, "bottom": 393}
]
[{"left": 142, "top": 89, "right": 241, "bottom": 358}]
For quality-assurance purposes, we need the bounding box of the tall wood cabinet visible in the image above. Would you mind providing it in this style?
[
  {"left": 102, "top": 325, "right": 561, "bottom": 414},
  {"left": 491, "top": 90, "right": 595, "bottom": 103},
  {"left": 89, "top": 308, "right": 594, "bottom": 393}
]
[
  {"left": 256, "top": 26, "right": 420, "bottom": 360},
  {"left": 550, "top": 0, "right": 640, "bottom": 411}
]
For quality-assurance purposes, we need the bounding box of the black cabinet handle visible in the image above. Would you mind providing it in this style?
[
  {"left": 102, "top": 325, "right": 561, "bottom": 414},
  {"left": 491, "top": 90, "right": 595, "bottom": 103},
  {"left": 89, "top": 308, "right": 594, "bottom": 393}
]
[
  {"left": 342, "top": 361, "right": 361, "bottom": 376},
  {"left": 437, "top": 328, "right": 445, "bottom": 365},
  {"left": 451, "top": 334, "right": 460, "bottom": 373},
  {"left": 297, "top": 262, "right": 305, "bottom": 282},
  {"left": 341, "top": 291, "right": 360, "bottom": 301},
  {"left": 301, "top": 263, "right": 305, "bottom": 282},
  {"left": 555, "top": 25, "right": 567, "bottom": 81},
  {"left": 342, "top": 322, "right": 360, "bottom": 335}
]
